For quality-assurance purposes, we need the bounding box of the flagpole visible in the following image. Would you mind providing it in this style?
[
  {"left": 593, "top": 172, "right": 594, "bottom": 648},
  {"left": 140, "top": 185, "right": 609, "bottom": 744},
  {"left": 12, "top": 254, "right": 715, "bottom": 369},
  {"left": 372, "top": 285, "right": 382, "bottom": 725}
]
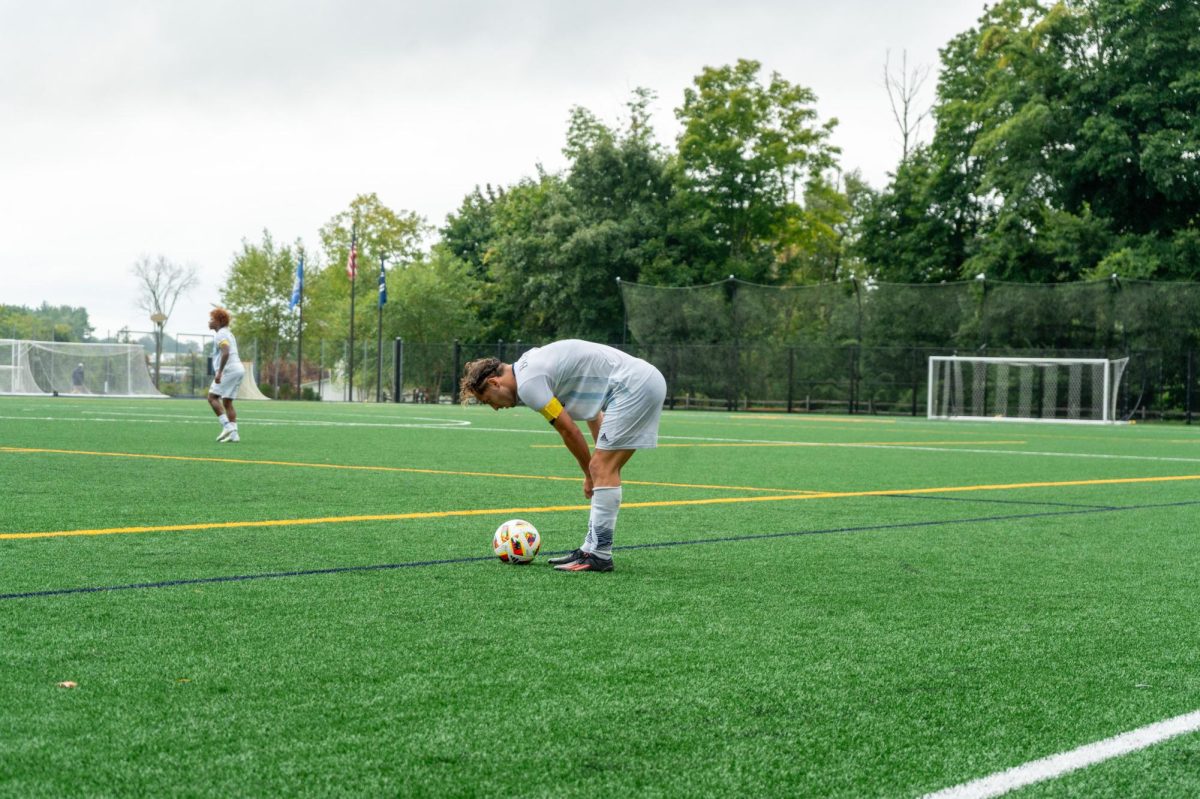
[
  {"left": 296, "top": 255, "right": 303, "bottom": 399},
  {"left": 348, "top": 226, "right": 357, "bottom": 402},
  {"left": 376, "top": 253, "right": 385, "bottom": 402}
]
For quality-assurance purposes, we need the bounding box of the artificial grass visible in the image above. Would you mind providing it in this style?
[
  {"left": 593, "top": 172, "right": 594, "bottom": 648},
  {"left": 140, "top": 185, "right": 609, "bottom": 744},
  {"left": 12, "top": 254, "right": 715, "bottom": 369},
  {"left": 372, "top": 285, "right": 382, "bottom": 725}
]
[{"left": 1, "top": 396, "right": 1199, "bottom": 796}]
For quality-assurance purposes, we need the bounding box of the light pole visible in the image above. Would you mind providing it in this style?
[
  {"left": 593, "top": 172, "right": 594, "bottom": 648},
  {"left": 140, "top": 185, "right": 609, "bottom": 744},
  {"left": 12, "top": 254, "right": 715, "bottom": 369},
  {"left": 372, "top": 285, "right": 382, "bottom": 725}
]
[{"left": 150, "top": 312, "right": 167, "bottom": 388}]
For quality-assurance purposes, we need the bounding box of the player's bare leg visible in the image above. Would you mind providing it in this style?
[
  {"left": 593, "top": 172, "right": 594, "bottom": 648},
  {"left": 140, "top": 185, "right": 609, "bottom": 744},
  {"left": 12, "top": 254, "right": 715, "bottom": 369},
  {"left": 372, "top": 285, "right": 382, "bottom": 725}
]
[{"left": 555, "top": 448, "right": 634, "bottom": 573}]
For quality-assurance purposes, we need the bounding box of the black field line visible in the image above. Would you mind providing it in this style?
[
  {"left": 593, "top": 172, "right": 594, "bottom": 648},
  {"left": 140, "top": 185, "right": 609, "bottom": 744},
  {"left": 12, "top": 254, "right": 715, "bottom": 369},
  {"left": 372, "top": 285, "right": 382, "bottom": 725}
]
[
  {"left": 3, "top": 498, "right": 1199, "bottom": 602},
  {"left": 884, "top": 494, "right": 1118, "bottom": 510}
]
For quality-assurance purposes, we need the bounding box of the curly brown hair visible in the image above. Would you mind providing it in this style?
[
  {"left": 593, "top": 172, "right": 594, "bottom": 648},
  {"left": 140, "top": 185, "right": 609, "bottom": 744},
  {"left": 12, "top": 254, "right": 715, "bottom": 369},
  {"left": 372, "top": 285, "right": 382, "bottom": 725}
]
[
  {"left": 459, "top": 357, "right": 504, "bottom": 405},
  {"left": 210, "top": 307, "right": 231, "bottom": 328}
]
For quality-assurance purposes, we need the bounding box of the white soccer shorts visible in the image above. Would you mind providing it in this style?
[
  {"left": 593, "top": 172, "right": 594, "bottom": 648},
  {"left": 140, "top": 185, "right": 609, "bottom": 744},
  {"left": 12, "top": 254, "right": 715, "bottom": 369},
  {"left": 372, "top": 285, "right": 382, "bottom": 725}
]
[
  {"left": 208, "top": 371, "right": 245, "bottom": 399},
  {"left": 595, "top": 368, "right": 666, "bottom": 451}
]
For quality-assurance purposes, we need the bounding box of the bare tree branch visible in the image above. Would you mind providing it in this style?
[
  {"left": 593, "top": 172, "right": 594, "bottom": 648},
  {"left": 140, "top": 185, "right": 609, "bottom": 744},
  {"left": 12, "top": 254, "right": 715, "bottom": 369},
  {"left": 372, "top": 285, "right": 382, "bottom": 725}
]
[
  {"left": 883, "top": 49, "right": 932, "bottom": 162},
  {"left": 131, "top": 255, "right": 199, "bottom": 324}
]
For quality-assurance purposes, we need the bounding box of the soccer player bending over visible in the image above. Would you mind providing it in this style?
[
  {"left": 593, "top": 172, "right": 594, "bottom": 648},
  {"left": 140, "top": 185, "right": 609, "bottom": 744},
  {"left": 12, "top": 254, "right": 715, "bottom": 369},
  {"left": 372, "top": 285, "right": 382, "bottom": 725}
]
[
  {"left": 206, "top": 307, "right": 246, "bottom": 443},
  {"left": 460, "top": 340, "right": 666, "bottom": 573}
]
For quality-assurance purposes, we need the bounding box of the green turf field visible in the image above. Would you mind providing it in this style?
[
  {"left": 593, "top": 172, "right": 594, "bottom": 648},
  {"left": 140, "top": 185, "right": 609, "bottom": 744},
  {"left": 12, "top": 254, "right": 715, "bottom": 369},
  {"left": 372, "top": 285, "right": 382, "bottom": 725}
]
[{"left": 1, "top": 395, "right": 1199, "bottom": 797}]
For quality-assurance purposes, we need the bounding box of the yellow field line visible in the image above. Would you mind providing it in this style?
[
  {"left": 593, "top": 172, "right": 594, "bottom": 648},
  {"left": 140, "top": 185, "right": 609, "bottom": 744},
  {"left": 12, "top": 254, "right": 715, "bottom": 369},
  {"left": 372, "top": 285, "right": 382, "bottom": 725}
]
[
  {"left": 0, "top": 445, "right": 810, "bottom": 495},
  {"left": 4, "top": 473, "right": 1198, "bottom": 541}
]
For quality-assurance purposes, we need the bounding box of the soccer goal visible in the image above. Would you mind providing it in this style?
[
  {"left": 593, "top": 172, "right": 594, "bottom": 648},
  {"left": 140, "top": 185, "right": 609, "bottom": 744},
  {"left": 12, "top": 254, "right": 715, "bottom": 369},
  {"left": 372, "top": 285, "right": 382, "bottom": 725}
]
[
  {"left": 0, "top": 339, "right": 164, "bottom": 397},
  {"left": 927, "top": 355, "right": 1129, "bottom": 424}
]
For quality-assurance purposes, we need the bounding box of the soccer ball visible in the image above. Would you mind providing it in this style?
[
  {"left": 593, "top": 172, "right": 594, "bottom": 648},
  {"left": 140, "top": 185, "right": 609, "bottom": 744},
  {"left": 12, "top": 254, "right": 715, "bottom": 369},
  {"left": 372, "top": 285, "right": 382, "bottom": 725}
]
[{"left": 493, "top": 519, "right": 541, "bottom": 564}]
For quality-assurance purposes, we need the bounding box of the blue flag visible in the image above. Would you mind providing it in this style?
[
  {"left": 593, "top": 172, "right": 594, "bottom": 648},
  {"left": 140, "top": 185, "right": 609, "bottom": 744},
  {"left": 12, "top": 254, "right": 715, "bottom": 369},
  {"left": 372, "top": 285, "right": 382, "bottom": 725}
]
[
  {"left": 290, "top": 257, "right": 304, "bottom": 309},
  {"left": 378, "top": 261, "right": 387, "bottom": 307}
]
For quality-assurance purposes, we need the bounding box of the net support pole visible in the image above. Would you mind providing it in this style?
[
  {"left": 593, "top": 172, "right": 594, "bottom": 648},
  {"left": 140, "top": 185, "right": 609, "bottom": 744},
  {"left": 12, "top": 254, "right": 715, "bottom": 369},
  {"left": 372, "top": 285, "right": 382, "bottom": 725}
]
[
  {"left": 1102, "top": 359, "right": 1112, "bottom": 423},
  {"left": 787, "top": 347, "right": 795, "bottom": 414},
  {"left": 927, "top": 357, "right": 936, "bottom": 418},
  {"left": 393, "top": 337, "right": 403, "bottom": 404},
  {"left": 1188, "top": 350, "right": 1194, "bottom": 426},
  {"left": 452, "top": 339, "right": 462, "bottom": 404},
  {"left": 376, "top": 295, "right": 383, "bottom": 403}
]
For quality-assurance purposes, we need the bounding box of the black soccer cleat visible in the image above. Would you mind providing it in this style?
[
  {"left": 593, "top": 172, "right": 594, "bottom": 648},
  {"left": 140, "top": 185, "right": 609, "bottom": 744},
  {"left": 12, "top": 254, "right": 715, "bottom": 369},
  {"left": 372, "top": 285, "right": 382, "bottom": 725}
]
[
  {"left": 546, "top": 548, "right": 586, "bottom": 566},
  {"left": 554, "top": 552, "right": 614, "bottom": 572}
]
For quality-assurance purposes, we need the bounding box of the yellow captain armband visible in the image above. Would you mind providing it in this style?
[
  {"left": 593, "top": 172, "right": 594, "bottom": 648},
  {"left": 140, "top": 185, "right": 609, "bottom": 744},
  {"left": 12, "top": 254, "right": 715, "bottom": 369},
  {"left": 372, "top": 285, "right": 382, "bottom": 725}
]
[{"left": 538, "top": 397, "right": 564, "bottom": 424}]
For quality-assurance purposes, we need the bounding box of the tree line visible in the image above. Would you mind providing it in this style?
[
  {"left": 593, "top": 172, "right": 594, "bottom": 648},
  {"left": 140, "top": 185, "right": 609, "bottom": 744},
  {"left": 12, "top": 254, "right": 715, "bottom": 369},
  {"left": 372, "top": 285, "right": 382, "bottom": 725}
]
[{"left": 32, "top": 1, "right": 1200, "bottom": 367}]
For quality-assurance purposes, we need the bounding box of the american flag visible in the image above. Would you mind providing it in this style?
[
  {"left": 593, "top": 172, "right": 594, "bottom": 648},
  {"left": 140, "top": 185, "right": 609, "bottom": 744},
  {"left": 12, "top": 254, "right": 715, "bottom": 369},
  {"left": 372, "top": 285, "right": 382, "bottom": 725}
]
[{"left": 346, "top": 237, "right": 358, "bottom": 281}]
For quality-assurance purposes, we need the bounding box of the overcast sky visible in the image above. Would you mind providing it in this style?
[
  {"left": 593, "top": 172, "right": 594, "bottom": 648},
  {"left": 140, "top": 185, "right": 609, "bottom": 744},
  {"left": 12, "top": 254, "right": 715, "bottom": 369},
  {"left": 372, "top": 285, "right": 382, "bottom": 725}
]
[{"left": 1, "top": 0, "right": 988, "bottom": 338}]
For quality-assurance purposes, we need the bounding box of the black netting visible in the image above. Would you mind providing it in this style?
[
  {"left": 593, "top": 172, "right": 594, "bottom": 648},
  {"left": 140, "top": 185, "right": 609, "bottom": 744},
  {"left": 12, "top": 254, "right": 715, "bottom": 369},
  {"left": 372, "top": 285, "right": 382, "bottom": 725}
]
[
  {"left": 861, "top": 281, "right": 978, "bottom": 347},
  {"left": 620, "top": 280, "right": 731, "bottom": 346},
  {"left": 612, "top": 277, "right": 1200, "bottom": 419},
  {"left": 731, "top": 280, "right": 860, "bottom": 346},
  {"left": 978, "top": 281, "right": 1114, "bottom": 351}
]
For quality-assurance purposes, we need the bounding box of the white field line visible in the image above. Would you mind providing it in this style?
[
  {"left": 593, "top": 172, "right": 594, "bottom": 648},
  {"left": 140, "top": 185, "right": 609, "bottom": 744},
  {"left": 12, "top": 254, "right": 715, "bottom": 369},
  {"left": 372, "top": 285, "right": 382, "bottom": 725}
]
[
  {"left": 658, "top": 434, "right": 1200, "bottom": 464},
  {"left": 3, "top": 413, "right": 1200, "bottom": 464},
  {"left": 0, "top": 414, "right": 472, "bottom": 430},
  {"left": 922, "top": 709, "right": 1200, "bottom": 799}
]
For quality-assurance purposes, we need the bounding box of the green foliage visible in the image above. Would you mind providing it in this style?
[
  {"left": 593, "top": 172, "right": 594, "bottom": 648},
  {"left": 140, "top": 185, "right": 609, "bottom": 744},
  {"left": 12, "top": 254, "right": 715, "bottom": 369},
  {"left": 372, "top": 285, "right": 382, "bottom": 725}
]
[
  {"left": 220, "top": 230, "right": 305, "bottom": 360},
  {"left": 315, "top": 193, "right": 429, "bottom": 353},
  {"left": 441, "top": 185, "right": 502, "bottom": 281},
  {"left": 441, "top": 76, "right": 857, "bottom": 344},
  {"left": 675, "top": 59, "right": 841, "bottom": 283},
  {"left": 444, "top": 91, "right": 679, "bottom": 343},
  {"left": 0, "top": 303, "right": 93, "bottom": 342},
  {"left": 853, "top": 149, "right": 966, "bottom": 282},
  {"left": 860, "top": 0, "right": 1200, "bottom": 283},
  {"left": 385, "top": 246, "right": 481, "bottom": 343}
]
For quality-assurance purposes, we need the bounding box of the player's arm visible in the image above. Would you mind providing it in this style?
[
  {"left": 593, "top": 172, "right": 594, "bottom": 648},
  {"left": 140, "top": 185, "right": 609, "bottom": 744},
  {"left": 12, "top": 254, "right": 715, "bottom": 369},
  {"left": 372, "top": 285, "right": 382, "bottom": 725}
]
[
  {"left": 215, "top": 341, "right": 231, "bottom": 382},
  {"left": 535, "top": 398, "right": 594, "bottom": 497}
]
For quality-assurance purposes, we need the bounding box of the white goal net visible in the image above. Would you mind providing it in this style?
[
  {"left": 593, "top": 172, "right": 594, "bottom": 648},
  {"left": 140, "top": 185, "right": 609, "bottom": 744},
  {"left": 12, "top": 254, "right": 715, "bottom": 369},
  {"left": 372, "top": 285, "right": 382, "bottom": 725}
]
[
  {"left": 927, "top": 355, "right": 1129, "bottom": 424},
  {"left": 0, "top": 339, "right": 165, "bottom": 397}
]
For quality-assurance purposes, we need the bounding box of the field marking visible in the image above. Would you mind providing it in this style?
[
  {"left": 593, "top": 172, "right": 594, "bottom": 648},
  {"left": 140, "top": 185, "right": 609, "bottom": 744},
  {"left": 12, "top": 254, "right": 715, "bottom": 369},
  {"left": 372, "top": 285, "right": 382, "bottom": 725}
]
[
  {"left": 6, "top": 499, "right": 1200, "bottom": 601},
  {"left": 658, "top": 436, "right": 1200, "bottom": 464},
  {"left": 0, "top": 413, "right": 469, "bottom": 430},
  {"left": 4, "top": 472, "right": 1200, "bottom": 541},
  {"left": 3, "top": 410, "right": 1196, "bottom": 463},
  {"left": 534, "top": 440, "right": 1027, "bottom": 449},
  {"left": 0, "top": 446, "right": 817, "bottom": 495},
  {"left": 922, "top": 709, "right": 1200, "bottom": 799},
  {"left": 707, "top": 413, "right": 898, "bottom": 424}
]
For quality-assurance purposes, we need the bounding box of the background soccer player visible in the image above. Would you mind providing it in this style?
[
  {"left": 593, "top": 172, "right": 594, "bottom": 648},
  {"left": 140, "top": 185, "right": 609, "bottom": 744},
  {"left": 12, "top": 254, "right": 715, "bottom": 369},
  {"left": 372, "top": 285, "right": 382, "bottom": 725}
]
[
  {"left": 460, "top": 340, "right": 666, "bottom": 572},
  {"left": 206, "top": 308, "right": 246, "bottom": 443}
]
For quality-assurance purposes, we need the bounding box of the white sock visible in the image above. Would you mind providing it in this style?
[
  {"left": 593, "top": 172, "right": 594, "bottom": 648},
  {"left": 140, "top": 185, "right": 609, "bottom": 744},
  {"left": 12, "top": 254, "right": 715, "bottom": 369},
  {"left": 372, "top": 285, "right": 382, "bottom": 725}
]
[
  {"left": 218, "top": 414, "right": 229, "bottom": 426},
  {"left": 229, "top": 422, "right": 238, "bottom": 430},
  {"left": 582, "top": 486, "right": 621, "bottom": 559}
]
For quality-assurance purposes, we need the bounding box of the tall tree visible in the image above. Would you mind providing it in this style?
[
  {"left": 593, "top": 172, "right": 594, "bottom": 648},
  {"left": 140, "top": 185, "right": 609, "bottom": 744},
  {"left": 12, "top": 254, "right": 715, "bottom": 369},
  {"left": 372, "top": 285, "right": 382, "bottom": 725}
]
[
  {"left": 318, "top": 193, "right": 428, "bottom": 387},
  {"left": 220, "top": 230, "right": 306, "bottom": 371},
  {"left": 861, "top": 0, "right": 1200, "bottom": 282},
  {"left": 444, "top": 90, "right": 678, "bottom": 343},
  {"left": 384, "top": 246, "right": 481, "bottom": 342},
  {"left": 674, "top": 59, "right": 841, "bottom": 283}
]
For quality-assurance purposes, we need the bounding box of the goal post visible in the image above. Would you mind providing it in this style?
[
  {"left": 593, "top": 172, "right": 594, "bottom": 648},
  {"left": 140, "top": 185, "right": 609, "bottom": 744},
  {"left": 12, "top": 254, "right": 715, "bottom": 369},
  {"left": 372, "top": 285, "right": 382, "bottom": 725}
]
[
  {"left": 927, "top": 355, "right": 1129, "bottom": 424},
  {"left": 0, "top": 339, "right": 165, "bottom": 397}
]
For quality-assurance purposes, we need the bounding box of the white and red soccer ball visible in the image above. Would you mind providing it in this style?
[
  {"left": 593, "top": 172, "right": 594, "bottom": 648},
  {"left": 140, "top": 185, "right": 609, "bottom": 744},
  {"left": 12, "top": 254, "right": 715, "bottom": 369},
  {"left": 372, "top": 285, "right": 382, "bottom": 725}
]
[{"left": 492, "top": 519, "right": 541, "bottom": 564}]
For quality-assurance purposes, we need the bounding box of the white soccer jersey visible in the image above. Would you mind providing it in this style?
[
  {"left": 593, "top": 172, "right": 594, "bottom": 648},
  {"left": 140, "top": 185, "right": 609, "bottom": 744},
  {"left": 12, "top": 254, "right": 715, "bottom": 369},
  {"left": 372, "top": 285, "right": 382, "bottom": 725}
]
[
  {"left": 211, "top": 327, "right": 245, "bottom": 374},
  {"left": 514, "top": 340, "right": 657, "bottom": 422}
]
